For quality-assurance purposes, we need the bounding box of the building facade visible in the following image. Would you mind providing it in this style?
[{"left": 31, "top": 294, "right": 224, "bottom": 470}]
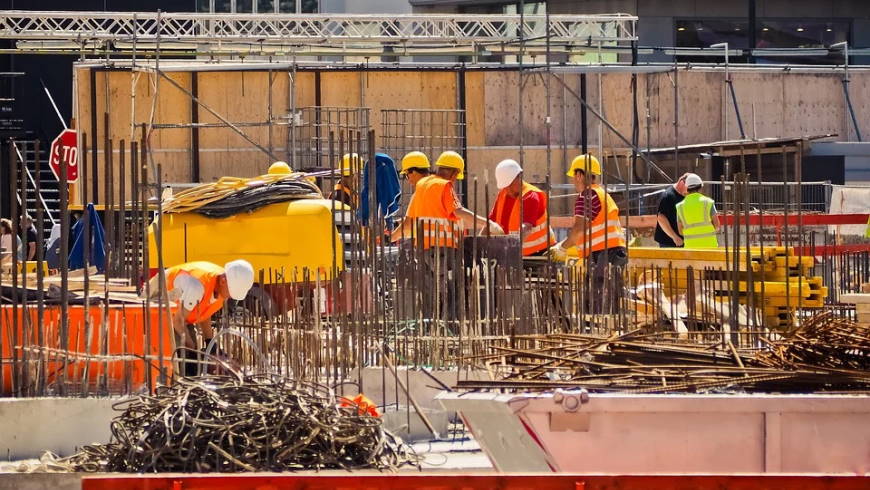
[{"left": 412, "top": 0, "right": 870, "bottom": 64}]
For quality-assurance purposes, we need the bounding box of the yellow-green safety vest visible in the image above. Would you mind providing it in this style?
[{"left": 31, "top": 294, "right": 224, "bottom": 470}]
[
  {"left": 676, "top": 193, "right": 719, "bottom": 248},
  {"left": 865, "top": 215, "right": 870, "bottom": 238}
]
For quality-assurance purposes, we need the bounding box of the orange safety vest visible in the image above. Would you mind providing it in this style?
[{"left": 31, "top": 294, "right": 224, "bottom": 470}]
[
  {"left": 492, "top": 182, "right": 556, "bottom": 256},
  {"left": 404, "top": 175, "right": 463, "bottom": 249},
  {"left": 166, "top": 261, "right": 225, "bottom": 325},
  {"left": 577, "top": 184, "right": 626, "bottom": 257}
]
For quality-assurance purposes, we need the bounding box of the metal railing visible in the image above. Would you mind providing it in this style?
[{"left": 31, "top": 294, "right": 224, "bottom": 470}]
[{"left": 0, "top": 10, "right": 637, "bottom": 46}]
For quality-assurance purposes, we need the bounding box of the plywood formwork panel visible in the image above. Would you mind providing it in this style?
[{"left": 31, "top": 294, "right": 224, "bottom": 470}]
[
  {"left": 727, "top": 72, "right": 786, "bottom": 140},
  {"left": 197, "top": 71, "right": 276, "bottom": 180},
  {"left": 464, "top": 71, "right": 486, "bottom": 147},
  {"left": 484, "top": 71, "right": 582, "bottom": 148},
  {"left": 320, "top": 72, "right": 362, "bottom": 107},
  {"left": 782, "top": 74, "right": 844, "bottom": 138},
  {"left": 838, "top": 73, "right": 870, "bottom": 141}
]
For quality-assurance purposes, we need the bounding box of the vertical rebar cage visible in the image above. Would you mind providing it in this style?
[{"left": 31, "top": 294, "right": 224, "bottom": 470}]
[
  {"left": 380, "top": 109, "right": 466, "bottom": 164},
  {"left": 289, "top": 107, "right": 371, "bottom": 171}
]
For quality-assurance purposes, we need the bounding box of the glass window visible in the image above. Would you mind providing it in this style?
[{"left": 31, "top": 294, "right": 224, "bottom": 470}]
[
  {"left": 278, "top": 0, "right": 296, "bottom": 13},
  {"left": 675, "top": 19, "right": 749, "bottom": 62},
  {"left": 214, "top": 0, "right": 232, "bottom": 13},
  {"left": 756, "top": 20, "right": 849, "bottom": 64},
  {"left": 301, "top": 0, "right": 317, "bottom": 13},
  {"left": 197, "top": 0, "right": 211, "bottom": 13},
  {"left": 237, "top": 0, "right": 253, "bottom": 13},
  {"left": 257, "top": 0, "right": 274, "bottom": 14}
]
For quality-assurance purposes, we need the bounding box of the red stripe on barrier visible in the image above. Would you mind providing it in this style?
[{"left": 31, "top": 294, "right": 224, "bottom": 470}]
[{"left": 81, "top": 474, "right": 870, "bottom": 490}]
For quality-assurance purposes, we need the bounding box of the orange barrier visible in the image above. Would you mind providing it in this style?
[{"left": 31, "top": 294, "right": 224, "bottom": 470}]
[
  {"left": 81, "top": 474, "right": 868, "bottom": 490},
  {"left": 1, "top": 304, "right": 175, "bottom": 395}
]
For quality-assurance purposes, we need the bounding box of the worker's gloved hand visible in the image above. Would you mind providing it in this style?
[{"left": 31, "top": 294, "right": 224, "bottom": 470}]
[
  {"left": 548, "top": 244, "right": 568, "bottom": 262},
  {"left": 487, "top": 221, "right": 505, "bottom": 236}
]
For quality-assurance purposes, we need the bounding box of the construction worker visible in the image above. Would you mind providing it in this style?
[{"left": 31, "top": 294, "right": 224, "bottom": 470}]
[
  {"left": 489, "top": 159, "right": 555, "bottom": 256},
  {"left": 399, "top": 151, "right": 431, "bottom": 188},
  {"left": 391, "top": 150, "right": 503, "bottom": 245},
  {"left": 654, "top": 173, "right": 689, "bottom": 248},
  {"left": 149, "top": 260, "right": 255, "bottom": 375},
  {"left": 390, "top": 150, "right": 502, "bottom": 321},
  {"left": 676, "top": 173, "right": 720, "bottom": 248},
  {"left": 268, "top": 161, "right": 292, "bottom": 175},
  {"left": 549, "top": 154, "right": 627, "bottom": 314},
  {"left": 330, "top": 153, "right": 360, "bottom": 210}
]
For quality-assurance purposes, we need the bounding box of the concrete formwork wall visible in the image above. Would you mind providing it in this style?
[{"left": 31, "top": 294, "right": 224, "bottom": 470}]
[{"left": 74, "top": 65, "right": 870, "bottom": 206}]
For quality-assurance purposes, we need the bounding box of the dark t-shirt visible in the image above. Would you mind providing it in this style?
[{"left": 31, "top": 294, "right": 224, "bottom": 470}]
[{"left": 654, "top": 186, "right": 684, "bottom": 247}]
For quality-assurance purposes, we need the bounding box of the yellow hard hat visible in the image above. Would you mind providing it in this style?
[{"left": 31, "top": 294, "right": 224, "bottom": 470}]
[
  {"left": 268, "top": 161, "right": 292, "bottom": 175},
  {"left": 435, "top": 150, "right": 465, "bottom": 180},
  {"left": 566, "top": 154, "right": 601, "bottom": 177},
  {"left": 400, "top": 151, "right": 430, "bottom": 175},
  {"left": 340, "top": 153, "right": 362, "bottom": 176}
]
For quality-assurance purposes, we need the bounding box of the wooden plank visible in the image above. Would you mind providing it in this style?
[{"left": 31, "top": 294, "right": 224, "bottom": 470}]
[
  {"left": 840, "top": 294, "right": 870, "bottom": 305},
  {"left": 464, "top": 71, "right": 486, "bottom": 147}
]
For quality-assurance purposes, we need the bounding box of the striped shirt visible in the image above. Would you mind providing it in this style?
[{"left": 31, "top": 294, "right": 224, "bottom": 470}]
[{"left": 574, "top": 188, "right": 602, "bottom": 220}]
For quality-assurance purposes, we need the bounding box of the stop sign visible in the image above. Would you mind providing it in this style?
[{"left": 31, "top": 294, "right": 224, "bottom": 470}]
[{"left": 49, "top": 129, "right": 79, "bottom": 182}]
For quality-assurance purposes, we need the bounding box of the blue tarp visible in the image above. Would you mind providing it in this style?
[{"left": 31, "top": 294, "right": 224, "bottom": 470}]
[
  {"left": 357, "top": 153, "right": 401, "bottom": 230},
  {"left": 69, "top": 203, "right": 106, "bottom": 272}
]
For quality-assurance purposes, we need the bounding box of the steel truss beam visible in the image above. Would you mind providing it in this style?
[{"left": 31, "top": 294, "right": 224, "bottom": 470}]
[{"left": 0, "top": 10, "right": 636, "bottom": 53}]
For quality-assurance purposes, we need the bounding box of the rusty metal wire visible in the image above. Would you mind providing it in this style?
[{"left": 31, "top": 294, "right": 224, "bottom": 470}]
[
  {"left": 456, "top": 312, "right": 870, "bottom": 394},
  {"left": 63, "top": 374, "right": 419, "bottom": 473}
]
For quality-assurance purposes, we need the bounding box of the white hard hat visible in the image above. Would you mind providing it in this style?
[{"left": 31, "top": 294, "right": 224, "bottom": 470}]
[
  {"left": 224, "top": 259, "right": 255, "bottom": 300},
  {"left": 685, "top": 173, "right": 703, "bottom": 187},
  {"left": 495, "top": 159, "right": 523, "bottom": 189}
]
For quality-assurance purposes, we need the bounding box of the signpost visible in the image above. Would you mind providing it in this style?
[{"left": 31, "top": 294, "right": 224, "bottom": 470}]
[{"left": 49, "top": 129, "right": 78, "bottom": 182}]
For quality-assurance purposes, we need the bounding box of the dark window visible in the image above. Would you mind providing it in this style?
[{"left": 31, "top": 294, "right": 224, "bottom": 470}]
[
  {"left": 237, "top": 0, "right": 253, "bottom": 13},
  {"left": 214, "top": 0, "right": 231, "bottom": 13},
  {"left": 676, "top": 18, "right": 850, "bottom": 65},
  {"left": 257, "top": 0, "right": 274, "bottom": 13},
  {"left": 197, "top": 0, "right": 211, "bottom": 13}
]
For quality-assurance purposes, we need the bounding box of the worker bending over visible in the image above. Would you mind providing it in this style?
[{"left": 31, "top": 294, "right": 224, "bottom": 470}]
[
  {"left": 330, "top": 153, "right": 361, "bottom": 210},
  {"left": 676, "top": 173, "right": 720, "bottom": 248},
  {"left": 490, "top": 159, "right": 555, "bottom": 256},
  {"left": 399, "top": 151, "right": 431, "bottom": 188},
  {"left": 150, "top": 259, "right": 255, "bottom": 375},
  {"left": 549, "top": 154, "right": 627, "bottom": 314}
]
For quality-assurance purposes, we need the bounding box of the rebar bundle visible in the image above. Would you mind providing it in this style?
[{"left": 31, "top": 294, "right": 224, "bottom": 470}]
[
  {"left": 64, "top": 375, "right": 418, "bottom": 473},
  {"left": 755, "top": 311, "right": 870, "bottom": 372},
  {"left": 456, "top": 313, "right": 870, "bottom": 394}
]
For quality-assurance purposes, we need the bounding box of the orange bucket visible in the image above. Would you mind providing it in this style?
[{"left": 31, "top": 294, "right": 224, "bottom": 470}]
[{"left": 1, "top": 304, "right": 176, "bottom": 395}]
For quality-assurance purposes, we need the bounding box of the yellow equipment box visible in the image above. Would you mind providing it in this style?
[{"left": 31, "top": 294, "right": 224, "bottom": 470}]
[{"left": 148, "top": 199, "right": 344, "bottom": 283}]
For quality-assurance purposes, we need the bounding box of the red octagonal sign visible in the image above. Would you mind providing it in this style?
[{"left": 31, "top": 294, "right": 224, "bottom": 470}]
[{"left": 49, "top": 129, "right": 79, "bottom": 182}]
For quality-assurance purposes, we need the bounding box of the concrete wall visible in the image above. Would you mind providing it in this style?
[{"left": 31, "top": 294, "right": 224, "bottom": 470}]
[{"left": 0, "top": 397, "right": 119, "bottom": 460}]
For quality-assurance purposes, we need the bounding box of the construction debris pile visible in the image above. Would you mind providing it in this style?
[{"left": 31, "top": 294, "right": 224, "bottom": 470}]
[
  {"left": 64, "top": 375, "right": 417, "bottom": 473},
  {"left": 457, "top": 312, "right": 870, "bottom": 394}
]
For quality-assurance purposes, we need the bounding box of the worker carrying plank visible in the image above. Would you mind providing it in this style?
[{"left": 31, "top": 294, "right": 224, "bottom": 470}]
[
  {"left": 399, "top": 151, "right": 432, "bottom": 188},
  {"left": 675, "top": 173, "right": 720, "bottom": 248},
  {"left": 489, "top": 159, "right": 556, "bottom": 256},
  {"left": 330, "top": 153, "right": 361, "bottom": 210},
  {"left": 390, "top": 151, "right": 503, "bottom": 320},
  {"left": 549, "top": 154, "right": 627, "bottom": 314},
  {"left": 149, "top": 260, "right": 254, "bottom": 376}
]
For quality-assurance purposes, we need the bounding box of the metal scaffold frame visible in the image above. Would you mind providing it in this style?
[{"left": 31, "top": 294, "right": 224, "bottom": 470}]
[{"left": 0, "top": 10, "right": 636, "bottom": 58}]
